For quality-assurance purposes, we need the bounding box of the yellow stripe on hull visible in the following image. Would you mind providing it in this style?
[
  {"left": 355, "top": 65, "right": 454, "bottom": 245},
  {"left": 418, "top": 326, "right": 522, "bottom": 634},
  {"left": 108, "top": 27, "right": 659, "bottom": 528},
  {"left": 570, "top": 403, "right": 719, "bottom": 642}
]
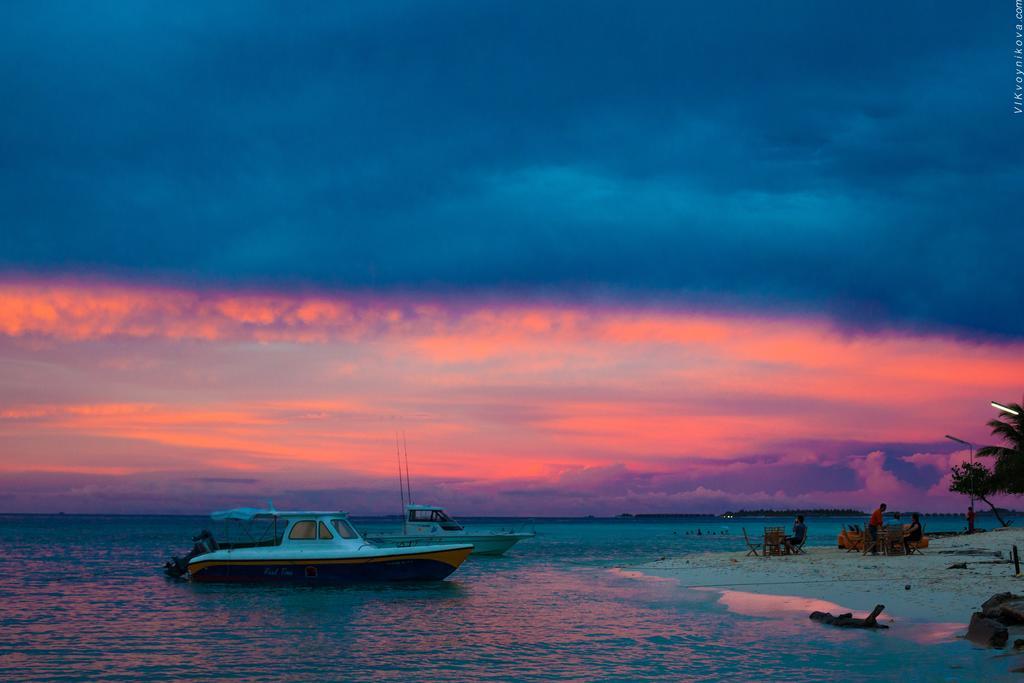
[{"left": 187, "top": 546, "right": 472, "bottom": 576}]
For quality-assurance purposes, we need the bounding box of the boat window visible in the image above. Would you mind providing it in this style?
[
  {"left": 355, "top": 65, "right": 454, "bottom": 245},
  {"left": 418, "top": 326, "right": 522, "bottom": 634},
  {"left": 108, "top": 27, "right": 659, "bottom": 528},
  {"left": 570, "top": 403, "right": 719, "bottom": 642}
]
[
  {"left": 331, "top": 519, "right": 359, "bottom": 539},
  {"left": 432, "top": 511, "right": 452, "bottom": 522},
  {"left": 318, "top": 522, "right": 334, "bottom": 540},
  {"left": 409, "top": 510, "right": 435, "bottom": 522},
  {"left": 288, "top": 521, "right": 317, "bottom": 540}
]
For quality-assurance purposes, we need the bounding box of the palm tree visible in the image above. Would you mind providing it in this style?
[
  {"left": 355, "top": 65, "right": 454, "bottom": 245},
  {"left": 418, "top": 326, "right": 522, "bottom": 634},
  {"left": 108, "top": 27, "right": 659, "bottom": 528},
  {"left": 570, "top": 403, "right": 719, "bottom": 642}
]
[
  {"left": 977, "top": 402, "right": 1024, "bottom": 495},
  {"left": 949, "top": 462, "right": 1008, "bottom": 526}
]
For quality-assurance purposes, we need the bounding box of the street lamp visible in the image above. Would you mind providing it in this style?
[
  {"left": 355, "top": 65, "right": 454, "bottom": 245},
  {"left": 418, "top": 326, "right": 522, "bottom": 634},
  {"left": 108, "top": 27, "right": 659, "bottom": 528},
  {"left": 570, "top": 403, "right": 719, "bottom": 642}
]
[
  {"left": 991, "top": 401, "right": 1020, "bottom": 416},
  {"left": 946, "top": 434, "right": 975, "bottom": 510}
]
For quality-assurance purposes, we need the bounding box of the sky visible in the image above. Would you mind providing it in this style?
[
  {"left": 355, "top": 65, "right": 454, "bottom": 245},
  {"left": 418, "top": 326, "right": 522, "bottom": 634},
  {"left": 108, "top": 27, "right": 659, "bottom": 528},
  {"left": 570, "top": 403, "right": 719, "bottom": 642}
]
[{"left": 1, "top": 2, "right": 1022, "bottom": 514}]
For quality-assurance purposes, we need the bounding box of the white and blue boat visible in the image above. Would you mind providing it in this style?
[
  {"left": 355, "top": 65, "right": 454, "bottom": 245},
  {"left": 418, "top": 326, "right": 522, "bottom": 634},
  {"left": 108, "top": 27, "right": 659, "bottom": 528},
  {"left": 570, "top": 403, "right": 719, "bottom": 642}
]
[
  {"left": 364, "top": 504, "right": 535, "bottom": 556},
  {"left": 165, "top": 507, "right": 473, "bottom": 583}
]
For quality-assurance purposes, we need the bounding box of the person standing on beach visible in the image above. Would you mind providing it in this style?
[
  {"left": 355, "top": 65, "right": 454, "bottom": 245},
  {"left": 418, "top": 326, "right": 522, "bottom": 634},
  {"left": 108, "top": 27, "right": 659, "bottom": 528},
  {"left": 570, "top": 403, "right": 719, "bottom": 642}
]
[
  {"left": 868, "top": 503, "right": 886, "bottom": 555},
  {"left": 967, "top": 506, "right": 976, "bottom": 534}
]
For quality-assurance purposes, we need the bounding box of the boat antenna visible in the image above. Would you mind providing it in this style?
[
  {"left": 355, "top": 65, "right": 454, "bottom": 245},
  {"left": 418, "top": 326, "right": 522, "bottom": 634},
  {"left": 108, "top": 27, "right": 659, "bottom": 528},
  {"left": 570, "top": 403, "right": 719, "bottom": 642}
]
[
  {"left": 402, "top": 430, "right": 412, "bottom": 505},
  {"left": 395, "top": 432, "right": 405, "bottom": 514}
]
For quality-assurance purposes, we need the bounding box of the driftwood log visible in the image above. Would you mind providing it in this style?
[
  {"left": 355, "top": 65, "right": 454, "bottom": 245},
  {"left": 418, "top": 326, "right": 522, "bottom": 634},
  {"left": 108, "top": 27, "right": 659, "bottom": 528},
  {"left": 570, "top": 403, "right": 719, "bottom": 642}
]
[{"left": 809, "top": 604, "right": 889, "bottom": 629}]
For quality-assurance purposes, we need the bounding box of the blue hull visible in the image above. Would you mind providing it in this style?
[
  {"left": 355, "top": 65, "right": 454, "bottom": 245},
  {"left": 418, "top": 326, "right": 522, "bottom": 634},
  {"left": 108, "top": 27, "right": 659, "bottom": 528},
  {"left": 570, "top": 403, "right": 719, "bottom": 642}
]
[{"left": 190, "top": 556, "right": 462, "bottom": 584}]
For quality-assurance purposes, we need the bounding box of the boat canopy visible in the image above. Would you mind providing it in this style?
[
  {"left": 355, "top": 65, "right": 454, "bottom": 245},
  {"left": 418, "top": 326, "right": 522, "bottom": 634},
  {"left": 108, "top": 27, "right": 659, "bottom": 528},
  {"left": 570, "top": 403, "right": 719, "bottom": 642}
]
[{"left": 210, "top": 507, "right": 349, "bottom": 521}]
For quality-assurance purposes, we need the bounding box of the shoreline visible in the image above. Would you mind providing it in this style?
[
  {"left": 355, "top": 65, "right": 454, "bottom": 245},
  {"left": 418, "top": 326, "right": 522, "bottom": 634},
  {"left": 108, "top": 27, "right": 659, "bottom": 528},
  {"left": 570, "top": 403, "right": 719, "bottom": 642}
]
[{"left": 638, "top": 526, "right": 1024, "bottom": 625}]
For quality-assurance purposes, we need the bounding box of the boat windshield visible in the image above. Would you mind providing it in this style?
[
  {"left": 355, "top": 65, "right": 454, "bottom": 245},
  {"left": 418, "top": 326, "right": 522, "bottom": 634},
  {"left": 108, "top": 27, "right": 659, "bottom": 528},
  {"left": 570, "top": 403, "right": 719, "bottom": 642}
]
[
  {"left": 408, "top": 508, "right": 463, "bottom": 530},
  {"left": 410, "top": 509, "right": 454, "bottom": 523},
  {"left": 331, "top": 518, "right": 359, "bottom": 539}
]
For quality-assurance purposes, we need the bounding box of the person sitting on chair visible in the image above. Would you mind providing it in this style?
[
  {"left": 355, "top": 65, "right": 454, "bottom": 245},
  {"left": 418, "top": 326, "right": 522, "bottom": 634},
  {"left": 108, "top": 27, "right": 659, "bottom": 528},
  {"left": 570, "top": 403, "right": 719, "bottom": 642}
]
[
  {"left": 785, "top": 515, "right": 807, "bottom": 554},
  {"left": 903, "top": 512, "right": 923, "bottom": 554}
]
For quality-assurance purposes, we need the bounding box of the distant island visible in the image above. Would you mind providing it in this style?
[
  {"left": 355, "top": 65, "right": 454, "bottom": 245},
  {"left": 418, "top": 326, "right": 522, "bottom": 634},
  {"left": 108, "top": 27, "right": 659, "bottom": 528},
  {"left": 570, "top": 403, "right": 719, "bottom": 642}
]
[
  {"left": 723, "top": 509, "right": 1019, "bottom": 518},
  {"left": 616, "top": 509, "right": 866, "bottom": 519},
  {"left": 617, "top": 513, "right": 717, "bottom": 519},
  {"left": 720, "top": 508, "right": 866, "bottom": 518},
  {"left": 615, "top": 508, "right": 1017, "bottom": 520},
  {"left": 617, "top": 509, "right": 865, "bottom": 519}
]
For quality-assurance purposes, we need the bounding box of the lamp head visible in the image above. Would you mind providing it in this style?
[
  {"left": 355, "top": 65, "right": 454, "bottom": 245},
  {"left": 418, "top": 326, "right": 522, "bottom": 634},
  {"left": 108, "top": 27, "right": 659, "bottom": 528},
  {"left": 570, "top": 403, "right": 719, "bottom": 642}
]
[{"left": 991, "top": 401, "right": 1020, "bottom": 416}]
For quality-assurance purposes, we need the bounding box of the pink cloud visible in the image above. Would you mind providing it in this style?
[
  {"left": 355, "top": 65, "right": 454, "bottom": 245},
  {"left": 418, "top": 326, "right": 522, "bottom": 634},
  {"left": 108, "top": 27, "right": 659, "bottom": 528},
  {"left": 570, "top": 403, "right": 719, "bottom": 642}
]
[
  {"left": 0, "top": 276, "right": 1022, "bottom": 513},
  {"left": 901, "top": 449, "right": 976, "bottom": 498}
]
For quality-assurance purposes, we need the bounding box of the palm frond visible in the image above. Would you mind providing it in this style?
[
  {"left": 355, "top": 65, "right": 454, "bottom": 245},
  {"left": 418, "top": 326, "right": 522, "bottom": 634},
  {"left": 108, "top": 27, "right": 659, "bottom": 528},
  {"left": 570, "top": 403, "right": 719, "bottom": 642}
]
[
  {"left": 978, "top": 445, "right": 1022, "bottom": 458},
  {"left": 988, "top": 419, "right": 1022, "bottom": 440}
]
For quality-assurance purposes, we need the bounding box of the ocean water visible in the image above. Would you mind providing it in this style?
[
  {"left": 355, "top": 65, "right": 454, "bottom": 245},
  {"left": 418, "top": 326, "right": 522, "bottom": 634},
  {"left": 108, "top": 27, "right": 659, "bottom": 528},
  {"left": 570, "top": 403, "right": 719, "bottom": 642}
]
[{"left": 0, "top": 514, "right": 1017, "bottom": 682}]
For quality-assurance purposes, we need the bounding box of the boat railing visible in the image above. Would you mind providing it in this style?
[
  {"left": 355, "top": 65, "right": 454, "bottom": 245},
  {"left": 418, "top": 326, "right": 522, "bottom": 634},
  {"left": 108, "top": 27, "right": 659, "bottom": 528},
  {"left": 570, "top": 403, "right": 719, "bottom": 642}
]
[{"left": 513, "top": 518, "right": 536, "bottom": 535}]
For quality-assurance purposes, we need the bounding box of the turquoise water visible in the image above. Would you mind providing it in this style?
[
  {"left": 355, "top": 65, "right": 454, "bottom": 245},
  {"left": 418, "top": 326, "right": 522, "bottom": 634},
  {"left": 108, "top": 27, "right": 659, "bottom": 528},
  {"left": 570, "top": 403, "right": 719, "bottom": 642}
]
[{"left": 0, "top": 514, "right": 1016, "bottom": 681}]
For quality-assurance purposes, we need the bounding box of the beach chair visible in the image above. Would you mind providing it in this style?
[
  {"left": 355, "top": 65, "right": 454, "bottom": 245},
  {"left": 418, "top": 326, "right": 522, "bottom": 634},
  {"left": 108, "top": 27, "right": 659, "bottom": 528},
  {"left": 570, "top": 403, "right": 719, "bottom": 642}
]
[
  {"left": 906, "top": 538, "right": 925, "bottom": 555},
  {"left": 742, "top": 528, "right": 760, "bottom": 556},
  {"left": 842, "top": 529, "right": 864, "bottom": 553},
  {"left": 787, "top": 535, "right": 807, "bottom": 555},
  {"left": 905, "top": 527, "right": 926, "bottom": 555}
]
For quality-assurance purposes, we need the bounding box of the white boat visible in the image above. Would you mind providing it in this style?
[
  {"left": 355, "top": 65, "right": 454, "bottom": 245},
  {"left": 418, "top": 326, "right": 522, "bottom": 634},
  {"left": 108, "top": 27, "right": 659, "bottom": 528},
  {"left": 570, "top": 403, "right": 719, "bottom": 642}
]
[
  {"left": 364, "top": 504, "right": 535, "bottom": 556},
  {"left": 164, "top": 507, "right": 473, "bottom": 583}
]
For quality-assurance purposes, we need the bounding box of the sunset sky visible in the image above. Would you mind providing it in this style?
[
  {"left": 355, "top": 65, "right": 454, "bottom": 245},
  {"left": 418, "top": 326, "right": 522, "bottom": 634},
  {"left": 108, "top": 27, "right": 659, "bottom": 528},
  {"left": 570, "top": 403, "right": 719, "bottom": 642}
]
[{"left": 1, "top": 3, "right": 1021, "bottom": 514}]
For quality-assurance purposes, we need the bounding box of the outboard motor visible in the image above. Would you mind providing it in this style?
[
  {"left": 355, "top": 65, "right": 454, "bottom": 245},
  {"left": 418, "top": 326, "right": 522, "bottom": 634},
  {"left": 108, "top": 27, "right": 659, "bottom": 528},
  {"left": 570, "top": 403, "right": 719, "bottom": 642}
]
[
  {"left": 192, "top": 529, "right": 219, "bottom": 554},
  {"left": 164, "top": 529, "right": 219, "bottom": 579}
]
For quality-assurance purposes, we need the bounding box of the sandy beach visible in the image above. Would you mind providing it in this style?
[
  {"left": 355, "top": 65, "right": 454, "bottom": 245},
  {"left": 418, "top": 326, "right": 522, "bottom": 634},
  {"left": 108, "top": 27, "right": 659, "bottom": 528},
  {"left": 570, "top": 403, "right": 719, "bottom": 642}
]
[{"left": 639, "top": 526, "right": 1024, "bottom": 626}]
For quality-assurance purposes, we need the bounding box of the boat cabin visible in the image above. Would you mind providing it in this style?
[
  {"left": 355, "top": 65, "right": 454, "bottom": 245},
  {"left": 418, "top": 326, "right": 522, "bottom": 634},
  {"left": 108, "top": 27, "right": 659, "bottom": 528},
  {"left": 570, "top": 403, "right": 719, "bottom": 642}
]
[
  {"left": 361, "top": 503, "right": 533, "bottom": 555},
  {"left": 206, "top": 508, "right": 365, "bottom": 551},
  {"left": 405, "top": 504, "right": 464, "bottom": 533}
]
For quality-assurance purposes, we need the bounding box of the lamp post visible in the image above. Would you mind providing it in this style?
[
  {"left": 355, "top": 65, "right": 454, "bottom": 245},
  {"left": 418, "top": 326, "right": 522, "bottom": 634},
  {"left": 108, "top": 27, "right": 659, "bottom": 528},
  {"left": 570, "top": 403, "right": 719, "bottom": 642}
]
[
  {"left": 991, "top": 401, "right": 1020, "bottom": 416},
  {"left": 946, "top": 434, "right": 975, "bottom": 510}
]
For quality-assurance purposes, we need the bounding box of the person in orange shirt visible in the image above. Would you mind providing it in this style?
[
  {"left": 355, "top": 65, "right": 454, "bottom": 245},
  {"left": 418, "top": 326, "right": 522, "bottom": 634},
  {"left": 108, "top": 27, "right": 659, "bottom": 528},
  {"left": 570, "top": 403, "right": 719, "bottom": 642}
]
[{"left": 867, "top": 503, "right": 886, "bottom": 555}]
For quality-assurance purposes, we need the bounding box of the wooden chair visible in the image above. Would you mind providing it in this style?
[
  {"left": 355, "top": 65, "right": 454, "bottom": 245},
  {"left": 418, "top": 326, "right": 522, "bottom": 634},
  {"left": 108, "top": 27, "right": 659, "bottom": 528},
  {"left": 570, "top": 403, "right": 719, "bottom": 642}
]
[
  {"left": 763, "top": 526, "right": 785, "bottom": 556},
  {"left": 843, "top": 528, "right": 864, "bottom": 553},
  {"left": 787, "top": 535, "right": 808, "bottom": 555},
  {"left": 742, "top": 527, "right": 760, "bottom": 556},
  {"left": 905, "top": 526, "right": 926, "bottom": 555}
]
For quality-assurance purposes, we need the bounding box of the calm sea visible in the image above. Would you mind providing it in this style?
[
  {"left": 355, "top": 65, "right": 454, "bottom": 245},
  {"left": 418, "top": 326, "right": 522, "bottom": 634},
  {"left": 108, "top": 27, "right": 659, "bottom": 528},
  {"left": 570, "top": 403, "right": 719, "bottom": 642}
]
[{"left": 0, "top": 514, "right": 1015, "bottom": 681}]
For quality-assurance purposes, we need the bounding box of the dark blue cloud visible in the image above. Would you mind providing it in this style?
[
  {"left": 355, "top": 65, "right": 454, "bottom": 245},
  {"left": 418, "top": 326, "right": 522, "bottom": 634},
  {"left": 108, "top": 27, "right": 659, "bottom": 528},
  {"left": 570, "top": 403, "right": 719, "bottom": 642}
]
[{"left": 1, "top": 1, "right": 1020, "bottom": 336}]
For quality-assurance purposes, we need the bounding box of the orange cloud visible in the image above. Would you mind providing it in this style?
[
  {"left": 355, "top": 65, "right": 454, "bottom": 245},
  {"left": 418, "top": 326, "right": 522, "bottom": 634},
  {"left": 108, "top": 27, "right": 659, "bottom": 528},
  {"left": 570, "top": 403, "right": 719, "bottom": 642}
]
[{"left": 1, "top": 276, "right": 1023, "bottom": 513}]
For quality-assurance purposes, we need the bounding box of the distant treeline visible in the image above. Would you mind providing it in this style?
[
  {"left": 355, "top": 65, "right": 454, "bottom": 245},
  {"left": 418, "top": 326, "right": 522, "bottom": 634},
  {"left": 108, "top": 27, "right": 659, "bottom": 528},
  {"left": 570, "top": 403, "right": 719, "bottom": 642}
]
[
  {"left": 951, "top": 509, "right": 1023, "bottom": 515},
  {"left": 618, "top": 513, "right": 717, "bottom": 518},
  {"left": 721, "top": 508, "right": 866, "bottom": 517}
]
